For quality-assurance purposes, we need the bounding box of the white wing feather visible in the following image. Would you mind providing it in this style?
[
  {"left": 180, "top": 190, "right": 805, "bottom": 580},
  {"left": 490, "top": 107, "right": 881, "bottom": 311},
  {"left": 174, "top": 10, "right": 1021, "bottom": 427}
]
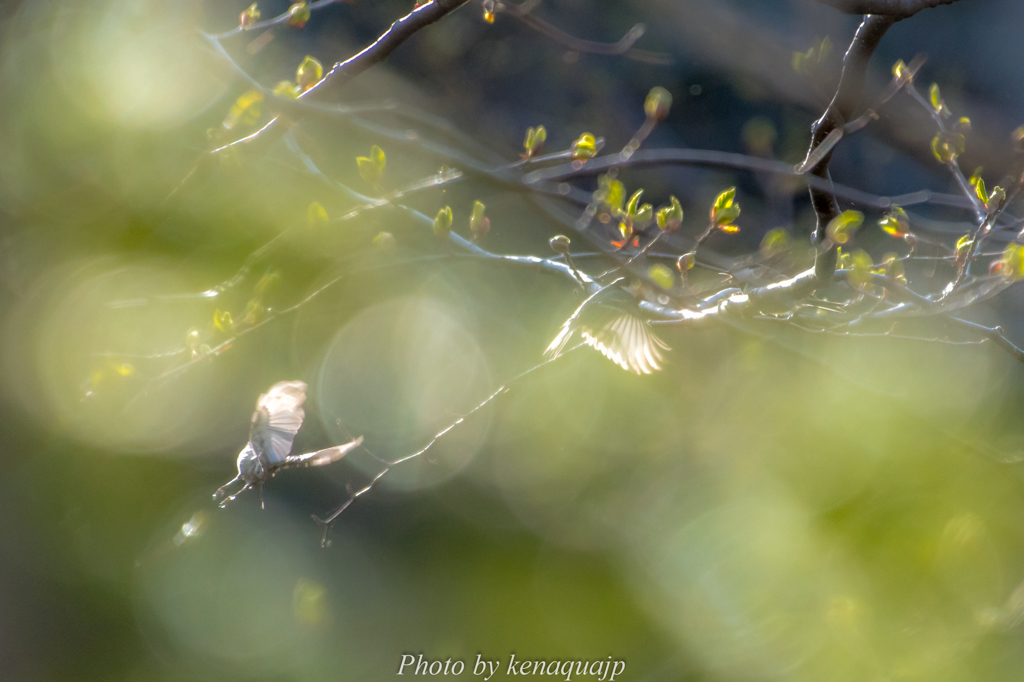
[
  {"left": 252, "top": 380, "right": 308, "bottom": 463},
  {"left": 257, "top": 380, "right": 307, "bottom": 432},
  {"left": 581, "top": 311, "right": 670, "bottom": 375}
]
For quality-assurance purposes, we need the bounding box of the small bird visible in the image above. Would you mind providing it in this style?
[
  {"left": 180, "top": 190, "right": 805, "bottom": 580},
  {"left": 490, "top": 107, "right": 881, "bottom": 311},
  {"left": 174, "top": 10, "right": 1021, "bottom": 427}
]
[
  {"left": 214, "top": 380, "right": 363, "bottom": 507},
  {"left": 545, "top": 281, "right": 670, "bottom": 375}
]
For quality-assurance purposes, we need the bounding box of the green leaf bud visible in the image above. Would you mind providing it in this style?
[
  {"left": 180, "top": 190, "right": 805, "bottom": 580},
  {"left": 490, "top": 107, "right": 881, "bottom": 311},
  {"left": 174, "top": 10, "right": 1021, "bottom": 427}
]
[
  {"left": 433, "top": 206, "right": 453, "bottom": 240},
  {"left": 644, "top": 86, "right": 672, "bottom": 121},
  {"left": 826, "top": 210, "right": 864, "bottom": 245}
]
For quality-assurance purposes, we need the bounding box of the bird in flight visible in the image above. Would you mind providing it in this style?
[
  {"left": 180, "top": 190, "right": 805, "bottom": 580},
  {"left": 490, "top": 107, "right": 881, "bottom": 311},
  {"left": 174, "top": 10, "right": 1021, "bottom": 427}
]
[
  {"left": 214, "top": 380, "right": 363, "bottom": 507},
  {"left": 545, "top": 281, "right": 669, "bottom": 375}
]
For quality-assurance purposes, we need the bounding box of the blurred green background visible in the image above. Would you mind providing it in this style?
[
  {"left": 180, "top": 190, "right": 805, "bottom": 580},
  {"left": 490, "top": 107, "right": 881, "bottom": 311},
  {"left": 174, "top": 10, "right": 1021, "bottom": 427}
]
[{"left": 3, "top": 0, "right": 1024, "bottom": 680}]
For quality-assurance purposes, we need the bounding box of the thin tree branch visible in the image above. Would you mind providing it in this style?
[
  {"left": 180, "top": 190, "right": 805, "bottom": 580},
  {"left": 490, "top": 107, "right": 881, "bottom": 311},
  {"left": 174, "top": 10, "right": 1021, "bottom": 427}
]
[
  {"left": 495, "top": 3, "right": 672, "bottom": 64},
  {"left": 814, "top": 0, "right": 972, "bottom": 17},
  {"left": 521, "top": 148, "right": 975, "bottom": 212},
  {"left": 217, "top": 0, "right": 471, "bottom": 154},
  {"left": 312, "top": 344, "right": 584, "bottom": 547},
  {"left": 805, "top": 14, "right": 896, "bottom": 282}
]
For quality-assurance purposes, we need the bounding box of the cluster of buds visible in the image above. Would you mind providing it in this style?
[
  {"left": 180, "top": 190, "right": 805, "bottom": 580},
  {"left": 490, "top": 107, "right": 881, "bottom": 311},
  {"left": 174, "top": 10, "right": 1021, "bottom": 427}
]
[
  {"left": 837, "top": 248, "right": 875, "bottom": 291},
  {"left": 356, "top": 145, "right": 386, "bottom": 186},
  {"left": 523, "top": 125, "right": 547, "bottom": 159},
  {"left": 710, "top": 187, "right": 741, "bottom": 233}
]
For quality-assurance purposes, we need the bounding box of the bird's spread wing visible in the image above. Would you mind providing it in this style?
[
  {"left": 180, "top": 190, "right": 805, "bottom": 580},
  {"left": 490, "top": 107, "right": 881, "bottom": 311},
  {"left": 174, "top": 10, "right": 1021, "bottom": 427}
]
[
  {"left": 275, "top": 436, "right": 364, "bottom": 471},
  {"left": 580, "top": 307, "right": 670, "bottom": 375},
  {"left": 250, "top": 380, "right": 307, "bottom": 463},
  {"left": 544, "top": 284, "right": 613, "bottom": 360},
  {"left": 545, "top": 282, "right": 669, "bottom": 374},
  {"left": 544, "top": 319, "right": 576, "bottom": 359}
]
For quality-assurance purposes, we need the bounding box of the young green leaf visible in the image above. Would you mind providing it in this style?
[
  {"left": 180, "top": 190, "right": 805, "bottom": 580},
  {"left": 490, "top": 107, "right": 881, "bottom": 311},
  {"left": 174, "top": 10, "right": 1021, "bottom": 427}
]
[
  {"left": 223, "top": 90, "right": 263, "bottom": 130},
  {"left": 273, "top": 81, "right": 300, "bottom": 99},
  {"left": 710, "top": 187, "right": 740, "bottom": 229},
  {"left": 523, "top": 126, "right": 547, "bottom": 158},
  {"left": 929, "top": 83, "right": 949, "bottom": 116},
  {"left": 433, "top": 206, "right": 453, "bottom": 240},
  {"left": 469, "top": 200, "right": 490, "bottom": 242},
  {"left": 826, "top": 210, "right": 865, "bottom": 245},
  {"left": 847, "top": 249, "right": 874, "bottom": 290},
  {"left": 955, "top": 235, "right": 973, "bottom": 262},
  {"left": 296, "top": 55, "right": 323, "bottom": 92},
  {"left": 656, "top": 196, "right": 683, "bottom": 232},
  {"left": 759, "top": 228, "right": 790, "bottom": 258},
  {"left": 571, "top": 133, "right": 598, "bottom": 160},
  {"left": 356, "top": 145, "right": 386, "bottom": 185},
  {"left": 308, "top": 202, "right": 328, "bottom": 227},
  {"left": 287, "top": 1, "right": 310, "bottom": 27},
  {"left": 648, "top": 264, "right": 675, "bottom": 290},
  {"left": 595, "top": 175, "right": 625, "bottom": 213},
  {"left": 878, "top": 207, "right": 909, "bottom": 237}
]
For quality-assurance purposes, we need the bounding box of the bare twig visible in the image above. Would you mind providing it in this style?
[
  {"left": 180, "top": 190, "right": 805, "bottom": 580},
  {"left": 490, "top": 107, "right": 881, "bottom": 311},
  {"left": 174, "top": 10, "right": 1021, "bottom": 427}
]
[
  {"left": 216, "top": 0, "right": 472, "bottom": 154},
  {"left": 313, "top": 344, "right": 584, "bottom": 547},
  {"left": 814, "top": 0, "right": 972, "bottom": 17},
  {"left": 495, "top": 4, "right": 672, "bottom": 65}
]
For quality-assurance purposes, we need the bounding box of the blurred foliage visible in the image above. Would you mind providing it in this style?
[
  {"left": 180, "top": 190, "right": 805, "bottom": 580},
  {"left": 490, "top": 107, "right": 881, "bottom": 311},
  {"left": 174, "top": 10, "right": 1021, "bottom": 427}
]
[{"left": 2, "top": 1, "right": 1024, "bottom": 681}]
